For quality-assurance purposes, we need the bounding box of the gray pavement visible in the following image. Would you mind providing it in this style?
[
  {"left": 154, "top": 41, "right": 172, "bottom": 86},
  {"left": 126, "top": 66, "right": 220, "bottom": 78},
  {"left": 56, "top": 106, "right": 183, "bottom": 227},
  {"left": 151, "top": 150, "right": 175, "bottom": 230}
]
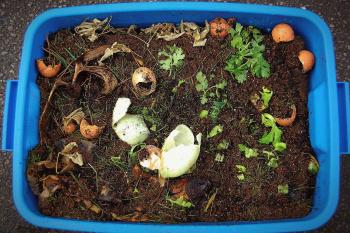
[{"left": 0, "top": 0, "right": 349, "bottom": 232}]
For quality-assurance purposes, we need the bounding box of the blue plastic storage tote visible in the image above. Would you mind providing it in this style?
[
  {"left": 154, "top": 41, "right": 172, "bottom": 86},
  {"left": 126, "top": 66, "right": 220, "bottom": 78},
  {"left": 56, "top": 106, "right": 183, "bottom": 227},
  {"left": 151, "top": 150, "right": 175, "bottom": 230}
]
[{"left": 2, "top": 2, "right": 350, "bottom": 233}]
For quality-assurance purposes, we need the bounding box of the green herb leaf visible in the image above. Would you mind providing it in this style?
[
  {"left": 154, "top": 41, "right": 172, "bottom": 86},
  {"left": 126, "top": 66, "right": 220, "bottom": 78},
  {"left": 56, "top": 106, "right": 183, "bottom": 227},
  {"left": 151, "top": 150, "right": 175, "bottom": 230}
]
[
  {"left": 207, "top": 125, "right": 223, "bottom": 138},
  {"left": 167, "top": 196, "right": 194, "bottom": 208},
  {"left": 238, "top": 144, "right": 258, "bottom": 158},
  {"left": 217, "top": 139, "right": 229, "bottom": 150},
  {"left": 277, "top": 184, "right": 289, "bottom": 194},
  {"left": 210, "top": 99, "right": 227, "bottom": 121},
  {"left": 259, "top": 113, "right": 286, "bottom": 152},
  {"left": 225, "top": 23, "right": 270, "bottom": 83},
  {"left": 199, "top": 110, "right": 209, "bottom": 119},
  {"left": 260, "top": 87, "right": 273, "bottom": 109},
  {"left": 215, "top": 153, "right": 225, "bottom": 162},
  {"left": 195, "top": 71, "right": 208, "bottom": 92},
  {"left": 172, "top": 79, "right": 185, "bottom": 93},
  {"left": 273, "top": 142, "right": 287, "bottom": 152},
  {"left": 267, "top": 157, "right": 279, "bottom": 169},
  {"left": 236, "top": 164, "right": 246, "bottom": 173},
  {"left": 237, "top": 173, "right": 245, "bottom": 181},
  {"left": 158, "top": 45, "right": 185, "bottom": 76}
]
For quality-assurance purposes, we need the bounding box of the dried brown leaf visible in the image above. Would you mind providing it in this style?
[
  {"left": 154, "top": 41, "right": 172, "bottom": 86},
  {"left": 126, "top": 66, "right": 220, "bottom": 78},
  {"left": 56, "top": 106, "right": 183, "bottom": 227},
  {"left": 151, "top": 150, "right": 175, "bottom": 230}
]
[{"left": 98, "top": 42, "right": 132, "bottom": 65}]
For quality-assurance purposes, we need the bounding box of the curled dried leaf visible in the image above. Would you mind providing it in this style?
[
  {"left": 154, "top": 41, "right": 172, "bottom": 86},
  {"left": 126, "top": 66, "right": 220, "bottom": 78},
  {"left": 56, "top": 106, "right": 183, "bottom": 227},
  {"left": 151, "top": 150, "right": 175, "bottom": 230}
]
[
  {"left": 63, "top": 108, "right": 85, "bottom": 134},
  {"left": 40, "top": 175, "right": 62, "bottom": 199},
  {"left": 80, "top": 119, "right": 104, "bottom": 139},
  {"left": 36, "top": 59, "right": 61, "bottom": 78},
  {"left": 81, "top": 44, "right": 111, "bottom": 62},
  {"left": 73, "top": 62, "right": 118, "bottom": 95},
  {"left": 143, "top": 23, "right": 185, "bottom": 41},
  {"left": 132, "top": 67, "right": 157, "bottom": 96},
  {"left": 143, "top": 23, "right": 176, "bottom": 34},
  {"left": 192, "top": 21, "right": 210, "bottom": 47},
  {"left": 98, "top": 42, "right": 132, "bottom": 65},
  {"left": 127, "top": 24, "right": 137, "bottom": 33},
  {"left": 275, "top": 105, "right": 297, "bottom": 127},
  {"left": 75, "top": 18, "right": 111, "bottom": 42},
  {"left": 83, "top": 200, "right": 102, "bottom": 214},
  {"left": 58, "top": 142, "right": 84, "bottom": 166}
]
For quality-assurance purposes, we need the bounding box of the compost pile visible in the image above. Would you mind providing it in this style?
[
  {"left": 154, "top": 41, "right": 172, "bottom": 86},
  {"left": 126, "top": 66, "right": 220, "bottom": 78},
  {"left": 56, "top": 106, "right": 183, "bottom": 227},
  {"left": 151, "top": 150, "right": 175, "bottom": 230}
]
[{"left": 27, "top": 17, "right": 319, "bottom": 222}]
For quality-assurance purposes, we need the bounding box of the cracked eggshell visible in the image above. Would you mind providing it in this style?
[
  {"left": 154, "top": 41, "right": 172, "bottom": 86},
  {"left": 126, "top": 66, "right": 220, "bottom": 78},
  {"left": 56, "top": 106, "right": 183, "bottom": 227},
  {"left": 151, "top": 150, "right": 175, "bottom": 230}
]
[
  {"left": 112, "top": 97, "right": 150, "bottom": 145},
  {"left": 159, "top": 125, "right": 202, "bottom": 178},
  {"left": 114, "top": 114, "right": 150, "bottom": 146}
]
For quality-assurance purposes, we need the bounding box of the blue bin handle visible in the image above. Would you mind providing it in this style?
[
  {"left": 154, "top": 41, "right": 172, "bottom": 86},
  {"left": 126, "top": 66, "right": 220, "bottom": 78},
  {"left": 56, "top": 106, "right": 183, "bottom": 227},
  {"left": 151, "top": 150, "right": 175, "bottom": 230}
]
[
  {"left": 337, "top": 82, "right": 350, "bottom": 155},
  {"left": 2, "top": 80, "right": 18, "bottom": 152}
]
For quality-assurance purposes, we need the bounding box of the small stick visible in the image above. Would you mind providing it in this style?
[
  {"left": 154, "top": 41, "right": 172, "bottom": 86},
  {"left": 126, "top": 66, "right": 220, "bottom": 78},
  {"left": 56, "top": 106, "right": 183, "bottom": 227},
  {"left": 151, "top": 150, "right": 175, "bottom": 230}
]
[{"left": 88, "top": 163, "right": 99, "bottom": 193}]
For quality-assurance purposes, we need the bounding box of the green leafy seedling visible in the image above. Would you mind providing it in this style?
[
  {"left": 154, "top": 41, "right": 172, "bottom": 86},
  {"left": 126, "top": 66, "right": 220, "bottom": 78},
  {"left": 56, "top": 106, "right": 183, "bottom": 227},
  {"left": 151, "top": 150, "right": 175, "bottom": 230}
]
[
  {"left": 199, "top": 110, "right": 209, "bottom": 119},
  {"left": 259, "top": 113, "right": 286, "bottom": 152},
  {"left": 236, "top": 164, "right": 247, "bottom": 181},
  {"left": 215, "top": 153, "right": 225, "bottom": 162},
  {"left": 210, "top": 99, "right": 227, "bottom": 122},
  {"left": 238, "top": 144, "right": 258, "bottom": 158},
  {"left": 260, "top": 87, "right": 273, "bottom": 109},
  {"left": 237, "top": 173, "right": 245, "bottom": 181},
  {"left": 167, "top": 196, "right": 194, "bottom": 208},
  {"left": 267, "top": 157, "right": 279, "bottom": 169},
  {"left": 158, "top": 45, "right": 185, "bottom": 76},
  {"left": 195, "top": 71, "right": 210, "bottom": 104},
  {"left": 236, "top": 164, "right": 247, "bottom": 173},
  {"left": 225, "top": 23, "right": 271, "bottom": 83},
  {"left": 207, "top": 125, "right": 223, "bottom": 138},
  {"left": 172, "top": 79, "right": 185, "bottom": 93},
  {"left": 278, "top": 184, "right": 289, "bottom": 194},
  {"left": 217, "top": 139, "right": 229, "bottom": 150}
]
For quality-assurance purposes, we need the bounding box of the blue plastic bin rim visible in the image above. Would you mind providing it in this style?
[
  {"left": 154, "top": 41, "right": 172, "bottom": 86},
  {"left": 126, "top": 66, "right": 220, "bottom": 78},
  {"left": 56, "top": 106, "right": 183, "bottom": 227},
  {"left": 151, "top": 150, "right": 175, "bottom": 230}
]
[{"left": 6, "top": 1, "right": 343, "bottom": 233}]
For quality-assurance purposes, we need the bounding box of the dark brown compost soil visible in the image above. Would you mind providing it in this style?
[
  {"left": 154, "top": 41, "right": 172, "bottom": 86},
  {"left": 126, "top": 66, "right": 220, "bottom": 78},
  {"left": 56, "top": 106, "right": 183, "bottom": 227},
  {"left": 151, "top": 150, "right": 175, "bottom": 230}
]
[{"left": 27, "top": 21, "right": 316, "bottom": 223}]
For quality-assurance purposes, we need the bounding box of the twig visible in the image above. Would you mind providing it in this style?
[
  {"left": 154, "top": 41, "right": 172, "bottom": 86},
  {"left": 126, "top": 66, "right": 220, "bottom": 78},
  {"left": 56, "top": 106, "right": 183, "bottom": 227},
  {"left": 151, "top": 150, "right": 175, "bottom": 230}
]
[{"left": 88, "top": 163, "right": 99, "bottom": 193}]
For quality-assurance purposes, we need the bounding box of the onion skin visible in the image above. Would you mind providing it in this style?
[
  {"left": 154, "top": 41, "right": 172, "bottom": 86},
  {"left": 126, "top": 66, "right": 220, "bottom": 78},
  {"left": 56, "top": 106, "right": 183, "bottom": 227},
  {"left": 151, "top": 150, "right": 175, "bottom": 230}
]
[{"left": 36, "top": 59, "right": 61, "bottom": 78}]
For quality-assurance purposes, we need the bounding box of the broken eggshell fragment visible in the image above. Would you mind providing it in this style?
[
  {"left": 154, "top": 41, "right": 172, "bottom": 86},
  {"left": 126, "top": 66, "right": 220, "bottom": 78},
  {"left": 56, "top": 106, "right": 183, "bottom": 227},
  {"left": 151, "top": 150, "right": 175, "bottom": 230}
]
[
  {"left": 80, "top": 119, "right": 104, "bottom": 139},
  {"left": 132, "top": 67, "right": 157, "bottom": 96},
  {"left": 139, "top": 124, "right": 202, "bottom": 179},
  {"left": 62, "top": 108, "right": 85, "bottom": 134},
  {"left": 112, "top": 97, "right": 150, "bottom": 145}
]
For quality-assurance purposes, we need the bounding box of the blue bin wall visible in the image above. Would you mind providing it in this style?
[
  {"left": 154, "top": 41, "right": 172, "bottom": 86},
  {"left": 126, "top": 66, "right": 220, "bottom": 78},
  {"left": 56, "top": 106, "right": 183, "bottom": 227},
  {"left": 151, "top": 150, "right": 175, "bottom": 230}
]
[{"left": 12, "top": 2, "right": 339, "bottom": 233}]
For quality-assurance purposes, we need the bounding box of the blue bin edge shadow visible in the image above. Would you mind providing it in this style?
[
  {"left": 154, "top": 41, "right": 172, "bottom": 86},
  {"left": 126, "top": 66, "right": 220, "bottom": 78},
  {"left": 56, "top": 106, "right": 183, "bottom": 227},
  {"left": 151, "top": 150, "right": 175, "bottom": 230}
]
[{"left": 2, "top": 2, "right": 347, "bottom": 233}]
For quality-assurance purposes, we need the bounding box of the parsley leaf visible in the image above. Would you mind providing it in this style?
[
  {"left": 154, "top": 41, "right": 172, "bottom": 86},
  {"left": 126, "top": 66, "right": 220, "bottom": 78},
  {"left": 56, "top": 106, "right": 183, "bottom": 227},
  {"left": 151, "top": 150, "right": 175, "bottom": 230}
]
[
  {"left": 210, "top": 99, "right": 227, "bottom": 122},
  {"left": 225, "top": 23, "right": 271, "bottom": 83},
  {"left": 158, "top": 45, "right": 185, "bottom": 76}
]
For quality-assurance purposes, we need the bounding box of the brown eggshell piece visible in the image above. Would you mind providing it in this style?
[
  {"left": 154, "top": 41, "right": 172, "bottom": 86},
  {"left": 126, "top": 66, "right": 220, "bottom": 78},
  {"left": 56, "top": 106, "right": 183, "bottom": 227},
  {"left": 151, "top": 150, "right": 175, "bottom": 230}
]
[
  {"left": 271, "top": 23, "right": 295, "bottom": 43},
  {"left": 298, "top": 50, "right": 315, "bottom": 73}
]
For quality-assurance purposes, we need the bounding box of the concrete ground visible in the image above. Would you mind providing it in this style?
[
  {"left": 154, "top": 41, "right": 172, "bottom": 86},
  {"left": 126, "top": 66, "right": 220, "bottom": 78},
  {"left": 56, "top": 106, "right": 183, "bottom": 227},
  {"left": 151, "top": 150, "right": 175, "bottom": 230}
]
[{"left": 0, "top": 0, "right": 349, "bottom": 232}]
